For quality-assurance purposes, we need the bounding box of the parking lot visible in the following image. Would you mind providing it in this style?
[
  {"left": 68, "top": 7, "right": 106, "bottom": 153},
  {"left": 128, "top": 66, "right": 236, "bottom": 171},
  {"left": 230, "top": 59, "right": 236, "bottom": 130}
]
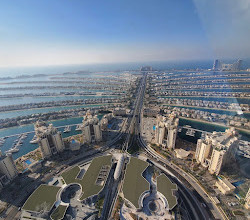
[{"left": 141, "top": 117, "right": 156, "bottom": 143}]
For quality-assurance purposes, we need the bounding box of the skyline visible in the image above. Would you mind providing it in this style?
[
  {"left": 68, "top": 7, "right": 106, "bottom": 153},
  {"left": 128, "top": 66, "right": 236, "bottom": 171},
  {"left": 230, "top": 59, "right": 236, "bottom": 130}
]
[{"left": 0, "top": 0, "right": 250, "bottom": 67}]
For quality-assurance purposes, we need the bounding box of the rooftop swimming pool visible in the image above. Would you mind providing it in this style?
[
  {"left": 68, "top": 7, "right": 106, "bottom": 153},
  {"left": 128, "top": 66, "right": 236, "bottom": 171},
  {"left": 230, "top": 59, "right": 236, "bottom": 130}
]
[
  {"left": 25, "top": 159, "right": 32, "bottom": 165},
  {"left": 232, "top": 180, "right": 245, "bottom": 187}
]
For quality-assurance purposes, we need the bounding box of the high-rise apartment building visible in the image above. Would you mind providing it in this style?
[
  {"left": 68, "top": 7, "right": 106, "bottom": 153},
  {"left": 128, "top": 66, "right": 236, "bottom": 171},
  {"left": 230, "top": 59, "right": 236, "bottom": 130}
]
[
  {"left": 195, "top": 128, "right": 238, "bottom": 175},
  {"left": 155, "top": 114, "right": 179, "bottom": 149},
  {"left": 140, "top": 66, "right": 153, "bottom": 72},
  {"left": 212, "top": 59, "right": 242, "bottom": 71},
  {"left": 82, "top": 111, "right": 102, "bottom": 143},
  {"left": 0, "top": 151, "right": 18, "bottom": 190},
  {"left": 195, "top": 137, "right": 212, "bottom": 167},
  {"left": 35, "top": 120, "right": 65, "bottom": 159}
]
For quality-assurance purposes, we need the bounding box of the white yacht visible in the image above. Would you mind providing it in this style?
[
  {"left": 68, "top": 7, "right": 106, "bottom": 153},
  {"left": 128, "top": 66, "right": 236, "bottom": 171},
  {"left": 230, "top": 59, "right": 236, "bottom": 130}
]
[
  {"left": 63, "top": 125, "right": 71, "bottom": 133},
  {"left": 75, "top": 124, "right": 82, "bottom": 131},
  {"left": 5, "top": 147, "right": 19, "bottom": 154},
  {"left": 186, "top": 129, "right": 195, "bottom": 137},
  {"left": 30, "top": 135, "right": 39, "bottom": 144}
]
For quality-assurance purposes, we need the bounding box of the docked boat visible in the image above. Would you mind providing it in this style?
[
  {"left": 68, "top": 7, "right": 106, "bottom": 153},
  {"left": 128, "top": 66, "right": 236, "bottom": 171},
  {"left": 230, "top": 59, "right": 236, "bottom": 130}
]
[
  {"left": 178, "top": 127, "right": 182, "bottom": 132},
  {"left": 186, "top": 129, "right": 195, "bottom": 137},
  {"left": 201, "top": 132, "right": 206, "bottom": 139},
  {"left": 75, "top": 124, "right": 82, "bottom": 131},
  {"left": 64, "top": 125, "right": 71, "bottom": 133},
  {"left": 5, "top": 147, "right": 19, "bottom": 154},
  {"left": 0, "top": 138, "right": 5, "bottom": 146},
  {"left": 30, "top": 135, "right": 39, "bottom": 144}
]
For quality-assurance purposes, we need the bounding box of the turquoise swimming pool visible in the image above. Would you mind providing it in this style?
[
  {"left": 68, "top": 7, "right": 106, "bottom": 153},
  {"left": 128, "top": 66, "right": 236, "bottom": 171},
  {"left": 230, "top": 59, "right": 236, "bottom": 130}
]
[{"left": 25, "top": 159, "right": 32, "bottom": 165}]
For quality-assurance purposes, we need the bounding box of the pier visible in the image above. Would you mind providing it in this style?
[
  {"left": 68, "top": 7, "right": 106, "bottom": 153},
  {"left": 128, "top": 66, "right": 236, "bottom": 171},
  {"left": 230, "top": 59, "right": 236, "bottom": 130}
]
[{"left": 180, "top": 126, "right": 212, "bottom": 134}]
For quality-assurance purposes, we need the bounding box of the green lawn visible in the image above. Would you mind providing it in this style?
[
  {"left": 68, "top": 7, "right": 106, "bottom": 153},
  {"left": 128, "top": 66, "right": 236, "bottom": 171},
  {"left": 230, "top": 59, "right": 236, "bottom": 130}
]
[
  {"left": 123, "top": 157, "right": 149, "bottom": 208},
  {"left": 51, "top": 205, "right": 68, "bottom": 220},
  {"left": 61, "top": 166, "right": 80, "bottom": 184},
  {"left": 22, "top": 185, "right": 60, "bottom": 212},
  {"left": 157, "top": 174, "right": 177, "bottom": 210},
  {"left": 61, "top": 155, "right": 112, "bottom": 200}
]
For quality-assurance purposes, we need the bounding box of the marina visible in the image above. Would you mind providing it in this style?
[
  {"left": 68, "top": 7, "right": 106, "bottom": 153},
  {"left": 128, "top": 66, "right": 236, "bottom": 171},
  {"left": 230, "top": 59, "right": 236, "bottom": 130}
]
[{"left": 0, "top": 115, "right": 248, "bottom": 160}]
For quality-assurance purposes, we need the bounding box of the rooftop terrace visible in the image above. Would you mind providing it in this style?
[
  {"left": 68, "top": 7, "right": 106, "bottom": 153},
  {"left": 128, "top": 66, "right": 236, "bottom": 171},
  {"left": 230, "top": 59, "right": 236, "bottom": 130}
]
[
  {"left": 157, "top": 174, "right": 177, "bottom": 210},
  {"left": 122, "top": 157, "right": 149, "bottom": 209},
  {"left": 61, "top": 155, "right": 112, "bottom": 200},
  {"left": 51, "top": 205, "right": 68, "bottom": 220},
  {"left": 22, "top": 184, "right": 60, "bottom": 213}
]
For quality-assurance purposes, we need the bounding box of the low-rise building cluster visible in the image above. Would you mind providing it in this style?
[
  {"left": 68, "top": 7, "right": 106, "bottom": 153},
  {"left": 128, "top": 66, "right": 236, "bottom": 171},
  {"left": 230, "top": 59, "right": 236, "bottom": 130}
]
[
  {"left": 158, "top": 97, "right": 249, "bottom": 112},
  {"left": 162, "top": 106, "right": 250, "bottom": 130}
]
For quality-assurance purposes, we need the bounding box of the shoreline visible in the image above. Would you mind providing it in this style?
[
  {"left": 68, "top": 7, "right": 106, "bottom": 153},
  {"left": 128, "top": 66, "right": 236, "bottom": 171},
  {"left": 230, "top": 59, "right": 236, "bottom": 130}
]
[
  {"left": 0, "top": 116, "right": 86, "bottom": 133},
  {"left": 0, "top": 93, "right": 120, "bottom": 99},
  {"left": 159, "top": 96, "right": 250, "bottom": 99},
  {"left": 179, "top": 116, "right": 250, "bottom": 135},
  {"left": 162, "top": 104, "right": 250, "bottom": 114},
  {"left": 0, "top": 103, "right": 117, "bottom": 115}
]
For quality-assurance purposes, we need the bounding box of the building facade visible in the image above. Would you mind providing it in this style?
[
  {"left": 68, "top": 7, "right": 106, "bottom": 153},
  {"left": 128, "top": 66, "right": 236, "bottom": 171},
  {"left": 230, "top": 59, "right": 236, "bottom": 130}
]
[
  {"left": 195, "top": 128, "right": 238, "bottom": 175},
  {"left": 215, "top": 177, "right": 235, "bottom": 195},
  {"left": 82, "top": 111, "right": 102, "bottom": 143},
  {"left": 35, "top": 121, "right": 65, "bottom": 159},
  {"left": 155, "top": 114, "right": 179, "bottom": 150},
  {"left": 100, "top": 113, "right": 113, "bottom": 131},
  {"left": 0, "top": 151, "right": 18, "bottom": 190},
  {"left": 195, "top": 138, "right": 212, "bottom": 167}
]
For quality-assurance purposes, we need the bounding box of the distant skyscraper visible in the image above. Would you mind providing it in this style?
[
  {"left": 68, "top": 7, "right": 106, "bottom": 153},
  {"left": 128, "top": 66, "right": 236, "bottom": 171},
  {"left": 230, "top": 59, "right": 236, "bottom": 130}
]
[
  {"left": 82, "top": 111, "right": 102, "bottom": 143},
  {"left": 0, "top": 151, "right": 18, "bottom": 190},
  {"left": 140, "top": 66, "right": 153, "bottom": 72},
  {"left": 213, "top": 59, "right": 222, "bottom": 71},
  {"left": 212, "top": 59, "right": 242, "bottom": 71},
  {"left": 155, "top": 113, "right": 179, "bottom": 150},
  {"left": 35, "top": 121, "right": 65, "bottom": 159}
]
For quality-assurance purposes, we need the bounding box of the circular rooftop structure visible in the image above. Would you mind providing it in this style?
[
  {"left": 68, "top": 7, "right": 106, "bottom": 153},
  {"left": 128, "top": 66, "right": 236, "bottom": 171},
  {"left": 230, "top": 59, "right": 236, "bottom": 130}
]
[{"left": 60, "top": 184, "right": 82, "bottom": 203}]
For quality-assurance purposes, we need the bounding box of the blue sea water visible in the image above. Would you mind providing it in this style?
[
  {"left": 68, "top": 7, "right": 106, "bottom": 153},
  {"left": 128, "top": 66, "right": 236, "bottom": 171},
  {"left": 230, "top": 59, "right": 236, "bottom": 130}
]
[
  {"left": 232, "top": 180, "right": 245, "bottom": 187},
  {"left": 0, "top": 95, "right": 118, "bottom": 107}
]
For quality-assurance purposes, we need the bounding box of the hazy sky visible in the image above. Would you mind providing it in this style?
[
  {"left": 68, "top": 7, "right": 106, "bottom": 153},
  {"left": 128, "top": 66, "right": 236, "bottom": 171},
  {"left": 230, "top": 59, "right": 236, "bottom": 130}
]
[{"left": 0, "top": 0, "right": 249, "bottom": 67}]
